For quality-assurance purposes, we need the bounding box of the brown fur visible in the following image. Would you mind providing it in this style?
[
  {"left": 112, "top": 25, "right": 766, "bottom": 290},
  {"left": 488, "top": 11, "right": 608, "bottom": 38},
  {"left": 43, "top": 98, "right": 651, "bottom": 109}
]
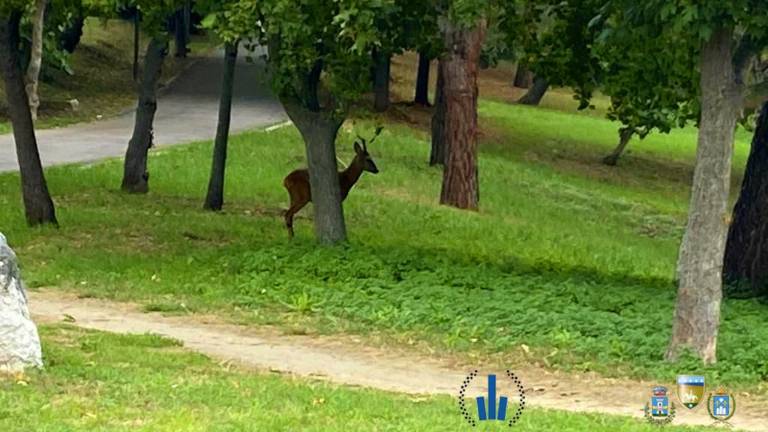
[{"left": 283, "top": 142, "right": 378, "bottom": 238}]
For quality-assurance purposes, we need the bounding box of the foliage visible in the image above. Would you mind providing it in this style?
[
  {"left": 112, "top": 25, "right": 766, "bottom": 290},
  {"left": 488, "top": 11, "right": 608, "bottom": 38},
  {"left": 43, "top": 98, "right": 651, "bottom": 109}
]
[{"left": 2, "top": 97, "right": 766, "bottom": 385}]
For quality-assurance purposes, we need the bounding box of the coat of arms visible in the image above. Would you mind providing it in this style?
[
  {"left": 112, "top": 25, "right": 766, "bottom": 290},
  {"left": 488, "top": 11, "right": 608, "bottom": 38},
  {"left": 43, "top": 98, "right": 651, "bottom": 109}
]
[{"left": 677, "top": 375, "right": 705, "bottom": 409}]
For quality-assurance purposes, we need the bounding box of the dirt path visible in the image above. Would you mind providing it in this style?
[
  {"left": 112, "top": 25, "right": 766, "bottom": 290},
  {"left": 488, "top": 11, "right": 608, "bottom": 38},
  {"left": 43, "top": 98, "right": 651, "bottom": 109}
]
[{"left": 28, "top": 290, "right": 768, "bottom": 431}]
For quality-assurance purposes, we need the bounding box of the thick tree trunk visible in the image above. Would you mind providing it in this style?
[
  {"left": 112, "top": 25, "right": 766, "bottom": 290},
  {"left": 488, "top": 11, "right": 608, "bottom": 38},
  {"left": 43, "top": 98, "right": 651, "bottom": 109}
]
[
  {"left": 282, "top": 102, "right": 347, "bottom": 244},
  {"left": 430, "top": 61, "right": 446, "bottom": 166},
  {"left": 439, "top": 19, "right": 486, "bottom": 209},
  {"left": 204, "top": 41, "right": 238, "bottom": 211},
  {"left": 667, "top": 28, "right": 742, "bottom": 364},
  {"left": 373, "top": 49, "right": 391, "bottom": 112},
  {"left": 603, "top": 128, "right": 633, "bottom": 166},
  {"left": 25, "top": 0, "right": 47, "bottom": 121},
  {"left": 513, "top": 63, "right": 533, "bottom": 88},
  {"left": 121, "top": 37, "right": 168, "bottom": 193},
  {"left": 518, "top": 75, "right": 549, "bottom": 106},
  {"left": 414, "top": 50, "right": 431, "bottom": 106},
  {"left": 0, "top": 11, "right": 57, "bottom": 226},
  {"left": 723, "top": 101, "right": 768, "bottom": 297},
  {"left": 59, "top": 13, "right": 85, "bottom": 53}
]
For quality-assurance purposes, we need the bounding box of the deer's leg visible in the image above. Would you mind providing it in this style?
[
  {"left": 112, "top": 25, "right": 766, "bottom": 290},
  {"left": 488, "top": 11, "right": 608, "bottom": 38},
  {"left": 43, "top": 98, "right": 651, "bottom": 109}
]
[{"left": 284, "top": 197, "right": 309, "bottom": 239}]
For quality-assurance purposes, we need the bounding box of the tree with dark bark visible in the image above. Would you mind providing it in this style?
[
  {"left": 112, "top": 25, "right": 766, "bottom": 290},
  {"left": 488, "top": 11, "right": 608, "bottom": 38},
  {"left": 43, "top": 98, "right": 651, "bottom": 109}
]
[
  {"left": 512, "top": 63, "right": 532, "bottom": 88},
  {"left": 58, "top": 13, "right": 85, "bottom": 53},
  {"left": 203, "top": 41, "right": 238, "bottom": 211},
  {"left": 429, "top": 64, "right": 446, "bottom": 166},
  {"left": 120, "top": 0, "right": 184, "bottom": 193},
  {"left": 517, "top": 75, "right": 548, "bottom": 105},
  {"left": 121, "top": 36, "right": 168, "bottom": 193},
  {"left": 723, "top": 102, "right": 768, "bottom": 297},
  {"left": 602, "top": 128, "right": 633, "bottom": 166},
  {"left": 372, "top": 48, "right": 391, "bottom": 112},
  {"left": 414, "top": 51, "right": 431, "bottom": 106},
  {"left": 0, "top": 7, "right": 57, "bottom": 226},
  {"left": 438, "top": 15, "right": 486, "bottom": 210}
]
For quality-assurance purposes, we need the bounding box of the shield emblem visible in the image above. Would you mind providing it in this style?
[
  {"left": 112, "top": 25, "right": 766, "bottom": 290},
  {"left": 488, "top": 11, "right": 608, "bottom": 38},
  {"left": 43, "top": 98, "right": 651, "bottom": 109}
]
[
  {"left": 650, "top": 387, "right": 669, "bottom": 417},
  {"left": 707, "top": 387, "right": 735, "bottom": 422},
  {"left": 677, "top": 375, "right": 705, "bottom": 409}
]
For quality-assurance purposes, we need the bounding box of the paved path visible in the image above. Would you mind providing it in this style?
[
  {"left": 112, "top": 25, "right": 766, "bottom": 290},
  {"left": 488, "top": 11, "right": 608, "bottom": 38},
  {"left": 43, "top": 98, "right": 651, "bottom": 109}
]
[
  {"left": 29, "top": 290, "right": 768, "bottom": 431},
  {"left": 0, "top": 48, "right": 286, "bottom": 172}
]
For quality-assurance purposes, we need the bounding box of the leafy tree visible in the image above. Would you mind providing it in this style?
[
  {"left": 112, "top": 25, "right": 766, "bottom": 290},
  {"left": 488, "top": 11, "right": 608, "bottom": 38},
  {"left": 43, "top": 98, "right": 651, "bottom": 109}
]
[
  {"left": 608, "top": 0, "right": 768, "bottom": 364},
  {"left": 0, "top": 0, "right": 57, "bottom": 226},
  {"left": 591, "top": 3, "right": 700, "bottom": 165},
  {"left": 214, "top": 0, "right": 391, "bottom": 243}
]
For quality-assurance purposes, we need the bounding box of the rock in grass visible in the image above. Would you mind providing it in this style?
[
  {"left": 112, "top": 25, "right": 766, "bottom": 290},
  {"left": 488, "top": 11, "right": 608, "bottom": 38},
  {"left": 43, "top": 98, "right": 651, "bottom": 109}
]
[{"left": 0, "top": 233, "right": 42, "bottom": 373}]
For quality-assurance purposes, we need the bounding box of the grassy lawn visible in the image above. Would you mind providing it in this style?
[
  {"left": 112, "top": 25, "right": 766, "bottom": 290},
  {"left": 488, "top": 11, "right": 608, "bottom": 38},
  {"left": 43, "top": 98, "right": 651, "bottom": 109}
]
[
  {"left": 2, "top": 96, "right": 768, "bottom": 390},
  {"left": 0, "top": 325, "right": 720, "bottom": 431},
  {"left": 0, "top": 18, "right": 213, "bottom": 133}
]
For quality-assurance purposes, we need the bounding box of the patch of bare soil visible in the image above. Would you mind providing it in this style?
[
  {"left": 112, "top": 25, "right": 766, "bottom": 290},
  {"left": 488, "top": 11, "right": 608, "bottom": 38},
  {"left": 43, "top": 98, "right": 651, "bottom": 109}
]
[{"left": 28, "top": 290, "right": 768, "bottom": 431}]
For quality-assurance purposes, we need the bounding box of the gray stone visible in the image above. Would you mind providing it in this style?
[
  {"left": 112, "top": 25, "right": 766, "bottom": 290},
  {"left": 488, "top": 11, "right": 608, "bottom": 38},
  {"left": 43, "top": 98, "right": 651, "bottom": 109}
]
[{"left": 0, "top": 233, "right": 42, "bottom": 373}]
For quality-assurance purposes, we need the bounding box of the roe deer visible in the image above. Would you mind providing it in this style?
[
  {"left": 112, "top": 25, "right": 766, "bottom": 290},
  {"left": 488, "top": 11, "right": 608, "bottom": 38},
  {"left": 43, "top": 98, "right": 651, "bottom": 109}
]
[{"left": 283, "top": 127, "right": 382, "bottom": 238}]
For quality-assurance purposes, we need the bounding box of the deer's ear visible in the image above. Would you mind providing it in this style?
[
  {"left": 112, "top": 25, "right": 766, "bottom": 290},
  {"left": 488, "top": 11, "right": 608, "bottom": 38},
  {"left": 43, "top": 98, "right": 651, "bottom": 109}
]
[{"left": 354, "top": 142, "right": 363, "bottom": 153}]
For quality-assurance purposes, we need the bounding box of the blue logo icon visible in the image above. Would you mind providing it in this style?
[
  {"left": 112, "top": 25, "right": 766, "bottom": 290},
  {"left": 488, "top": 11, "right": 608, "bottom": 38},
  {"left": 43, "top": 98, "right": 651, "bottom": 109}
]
[
  {"left": 476, "top": 374, "right": 508, "bottom": 421},
  {"left": 707, "top": 387, "right": 735, "bottom": 424},
  {"left": 713, "top": 395, "right": 729, "bottom": 416},
  {"left": 458, "top": 370, "right": 526, "bottom": 427}
]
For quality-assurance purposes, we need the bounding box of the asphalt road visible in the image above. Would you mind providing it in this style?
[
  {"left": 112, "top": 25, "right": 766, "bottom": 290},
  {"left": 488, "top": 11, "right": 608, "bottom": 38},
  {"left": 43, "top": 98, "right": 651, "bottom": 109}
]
[{"left": 0, "top": 48, "right": 286, "bottom": 172}]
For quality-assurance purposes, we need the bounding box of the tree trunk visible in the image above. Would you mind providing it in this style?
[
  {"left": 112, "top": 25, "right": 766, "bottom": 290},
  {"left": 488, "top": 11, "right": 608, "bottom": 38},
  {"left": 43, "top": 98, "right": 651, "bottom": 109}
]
[
  {"left": 518, "top": 75, "right": 549, "bottom": 106},
  {"left": 373, "top": 49, "right": 391, "bottom": 112},
  {"left": 439, "top": 19, "right": 486, "bottom": 210},
  {"left": 204, "top": 42, "right": 238, "bottom": 211},
  {"left": 513, "top": 63, "right": 533, "bottom": 88},
  {"left": 0, "top": 11, "right": 57, "bottom": 226},
  {"left": 603, "top": 128, "right": 633, "bottom": 166},
  {"left": 282, "top": 102, "right": 347, "bottom": 244},
  {"left": 667, "top": 28, "right": 742, "bottom": 364},
  {"left": 414, "top": 50, "right": 431, "bottom": 106},
  {"left": 59, "top": 13, "right": 85, "bottom": 53},
  {"left": 430, "top": 61, "right": 446, "bottom": 166},
  {"left": 723, "top": 101, "right": 768, "bottom": 297},
  {"left": 121, "top": 37, "right": 168, "bottom": 193},
  {"left": 25, "top": 0, "right": 47, "bottom": 121},
  {"left": 174, "top": 8, "right": 188, "bottom": 58},
  {"left": 132, "top": 11, "right": 140, "bottom": 81}
]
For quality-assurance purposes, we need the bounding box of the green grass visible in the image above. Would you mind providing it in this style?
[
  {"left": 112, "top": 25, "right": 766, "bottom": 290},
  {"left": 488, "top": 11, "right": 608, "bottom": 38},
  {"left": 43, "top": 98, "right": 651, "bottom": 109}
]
[
  {"left": 1, "top": 100, "right": 768, "bottom": 388},
  {"left": 0, "top": 325, "right": 722, "bottom": 431},
  {"left": 0, "top": 18, "right": 214, "bottom": 133}
]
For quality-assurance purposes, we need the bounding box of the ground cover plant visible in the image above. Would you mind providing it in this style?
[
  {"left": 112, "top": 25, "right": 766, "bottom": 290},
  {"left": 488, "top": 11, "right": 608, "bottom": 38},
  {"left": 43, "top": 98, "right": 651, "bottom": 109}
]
[{"left": 1, "top": 99, "right": 767, "bottom": 388}]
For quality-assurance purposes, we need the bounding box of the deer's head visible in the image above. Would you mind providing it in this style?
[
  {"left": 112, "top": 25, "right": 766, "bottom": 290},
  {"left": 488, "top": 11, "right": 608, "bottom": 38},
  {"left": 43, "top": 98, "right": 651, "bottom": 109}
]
[{"left": 354, "top": 126, "right": 382, "bottom": 174}]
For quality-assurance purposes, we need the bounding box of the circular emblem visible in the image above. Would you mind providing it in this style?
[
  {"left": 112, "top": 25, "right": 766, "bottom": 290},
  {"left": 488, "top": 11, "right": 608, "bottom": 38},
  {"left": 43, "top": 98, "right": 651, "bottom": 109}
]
[
  {"left": 707, "top": 387, "right": 736, "bottom": 424},
  {"left": 458, "top": 369, "right": 526, "bottom": 427}
]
